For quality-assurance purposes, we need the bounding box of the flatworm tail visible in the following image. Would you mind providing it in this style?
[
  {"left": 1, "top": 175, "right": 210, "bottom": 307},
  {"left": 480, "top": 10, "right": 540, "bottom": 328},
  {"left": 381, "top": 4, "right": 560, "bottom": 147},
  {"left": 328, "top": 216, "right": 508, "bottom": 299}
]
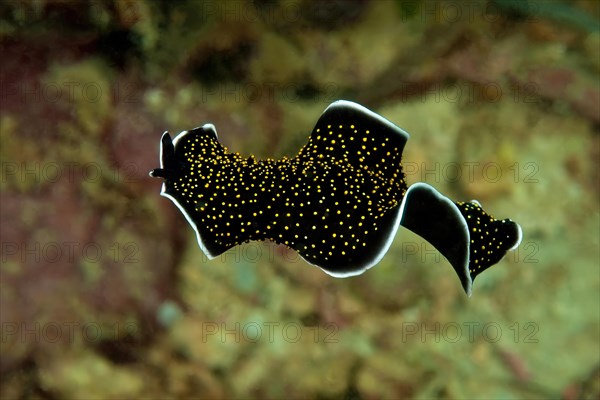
[
  {"left": 454, "top": 200, "right": 522, "bottom": 282},
  {"left": 400, "top": 183, "right": 522, "bottom": 296}
]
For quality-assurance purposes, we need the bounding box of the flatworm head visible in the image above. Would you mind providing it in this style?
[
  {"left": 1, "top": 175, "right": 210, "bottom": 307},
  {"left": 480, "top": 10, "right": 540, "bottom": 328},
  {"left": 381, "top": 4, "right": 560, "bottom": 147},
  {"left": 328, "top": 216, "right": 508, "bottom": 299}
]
[{"left": 151, "top": 100, "right": 522, "bottom": 295}]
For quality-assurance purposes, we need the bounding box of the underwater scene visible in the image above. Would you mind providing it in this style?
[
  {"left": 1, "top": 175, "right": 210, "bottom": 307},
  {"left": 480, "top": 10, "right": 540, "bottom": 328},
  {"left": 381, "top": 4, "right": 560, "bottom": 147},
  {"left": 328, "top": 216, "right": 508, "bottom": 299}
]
[{"left": 1, "top": 0, "right": 599, "bottom": 399}]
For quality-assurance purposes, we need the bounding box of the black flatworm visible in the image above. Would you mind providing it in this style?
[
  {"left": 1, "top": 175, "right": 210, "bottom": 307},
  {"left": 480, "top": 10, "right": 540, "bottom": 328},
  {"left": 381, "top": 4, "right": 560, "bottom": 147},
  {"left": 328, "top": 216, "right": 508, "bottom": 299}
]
[{"left": 150, "top": 101, "right": 522, "bottom": 296}]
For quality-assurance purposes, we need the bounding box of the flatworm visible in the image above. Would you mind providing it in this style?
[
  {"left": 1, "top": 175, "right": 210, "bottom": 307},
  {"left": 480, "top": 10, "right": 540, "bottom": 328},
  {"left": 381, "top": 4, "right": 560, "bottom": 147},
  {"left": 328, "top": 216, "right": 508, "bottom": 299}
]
[{"left": 150, "top": 100, "right": 522, "bottom": 296}]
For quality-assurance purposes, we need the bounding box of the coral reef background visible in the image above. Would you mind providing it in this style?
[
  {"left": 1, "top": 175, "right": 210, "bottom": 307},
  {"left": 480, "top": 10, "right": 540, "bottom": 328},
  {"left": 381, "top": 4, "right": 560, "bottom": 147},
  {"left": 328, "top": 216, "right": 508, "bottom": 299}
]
[{"left": 1, "top": 0, "right": 598, "bottom": 398}]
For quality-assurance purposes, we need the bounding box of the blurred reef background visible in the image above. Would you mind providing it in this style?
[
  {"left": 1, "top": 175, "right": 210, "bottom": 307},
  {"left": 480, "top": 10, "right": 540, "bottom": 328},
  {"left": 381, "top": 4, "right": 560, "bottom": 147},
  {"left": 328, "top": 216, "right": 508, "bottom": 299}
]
[{"left": 1, "top": 0, "right": 599, "bottom": 398}]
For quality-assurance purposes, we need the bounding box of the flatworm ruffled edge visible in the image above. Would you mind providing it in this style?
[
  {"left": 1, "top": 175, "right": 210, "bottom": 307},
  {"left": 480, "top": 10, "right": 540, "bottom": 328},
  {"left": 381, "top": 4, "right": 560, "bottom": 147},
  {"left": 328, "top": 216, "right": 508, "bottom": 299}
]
[
  {"left": 406, "top": 182, "right": 472, "bottom": 296},
  {"left": 300, "top": 100, "right": 411, "bottom": 278}
]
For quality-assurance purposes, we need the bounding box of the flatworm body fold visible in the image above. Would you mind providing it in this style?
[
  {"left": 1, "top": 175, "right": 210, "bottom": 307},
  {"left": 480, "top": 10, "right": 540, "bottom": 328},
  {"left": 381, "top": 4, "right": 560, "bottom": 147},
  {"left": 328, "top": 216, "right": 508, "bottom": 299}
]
[{"left": 151, "top": 100, "right": 522, "bottom": 295}]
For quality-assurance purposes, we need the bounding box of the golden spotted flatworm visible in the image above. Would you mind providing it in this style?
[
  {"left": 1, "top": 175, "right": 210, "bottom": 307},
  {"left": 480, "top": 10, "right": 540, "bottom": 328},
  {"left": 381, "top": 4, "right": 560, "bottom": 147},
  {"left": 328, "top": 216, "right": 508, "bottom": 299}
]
[{"left": 150, "top": 100, "right": 522, "bottom": 296}]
